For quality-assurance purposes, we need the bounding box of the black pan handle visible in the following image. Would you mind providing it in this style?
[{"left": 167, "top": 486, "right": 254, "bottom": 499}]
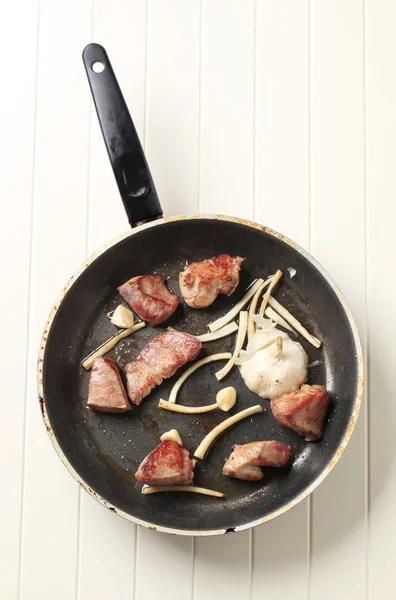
[{"left": 82, "top": 43, "right": 163, "bottom": 227}]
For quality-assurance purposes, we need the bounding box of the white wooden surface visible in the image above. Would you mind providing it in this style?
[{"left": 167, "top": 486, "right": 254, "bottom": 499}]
[{"left": 1, "top": 1, "right": 394, "bottom": 598}]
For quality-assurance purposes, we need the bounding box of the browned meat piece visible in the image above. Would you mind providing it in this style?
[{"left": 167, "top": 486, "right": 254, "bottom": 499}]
[
  {"left": 135, "top": 440, "right": 195, "bottom": 485},
  {"left": 87, "top": 357, "right": 130, "bottom": 413},
  {"left": 223, "top": 441, "right": 292, "bottom": 481},
  {"left": 118, "top": 275, "right": 179, "bottom": 326},
  {"left": 125, "top": 331, "right": 202, "bottom": 405},
  {"left": 179, "top": 254, "right": 244, "bottom": 308},
  {"left": 271, "top": 384, "right": 330, "bottom": 441}
]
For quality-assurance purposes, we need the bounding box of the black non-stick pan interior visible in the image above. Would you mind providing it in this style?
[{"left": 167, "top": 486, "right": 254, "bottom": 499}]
[{"left": 42, "top": 218, "right": 360, "bottom": 533}]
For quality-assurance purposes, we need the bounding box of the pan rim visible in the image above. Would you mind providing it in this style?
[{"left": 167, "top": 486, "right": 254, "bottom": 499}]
[{"left": 38, "top": 213, "right": 364, "bottom": 536}]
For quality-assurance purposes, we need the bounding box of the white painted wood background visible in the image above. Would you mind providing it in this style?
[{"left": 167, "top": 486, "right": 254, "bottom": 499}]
[{"left": 1, "top": 0, "right": 395, "bottom": 598}]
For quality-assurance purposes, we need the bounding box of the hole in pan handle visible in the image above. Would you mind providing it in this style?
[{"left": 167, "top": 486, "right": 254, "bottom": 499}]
[{"left": 82, "top": 43, "right": 163, "bottom": 228}]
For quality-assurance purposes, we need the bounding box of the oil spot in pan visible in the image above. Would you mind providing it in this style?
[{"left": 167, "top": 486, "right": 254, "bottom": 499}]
[
  {"left": 193, "top": 411, "right": 222, "bottom": 436},
  {"left": 139, "top": 405, "right": 161, "bottom": 439},
  {"left": 110, "top": 460, "right": 135, "bottom": 480}
]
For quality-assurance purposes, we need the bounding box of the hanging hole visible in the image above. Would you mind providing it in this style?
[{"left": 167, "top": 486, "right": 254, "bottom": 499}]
[{"left": 92, "top": 61, "right": 105, "bottom": 73}]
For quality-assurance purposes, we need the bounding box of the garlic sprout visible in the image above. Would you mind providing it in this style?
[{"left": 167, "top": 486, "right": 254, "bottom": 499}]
[
  {"left": 247, "top": 276, "right": 274, "bottom": 340},
  {"left": 194, "top": 405, "right": 262, "bottom": 460},
  {"left": 215, "top": 311, "right": 248, "bottom": 381},
  {"left": 261, "top": 308, "right": 296, "bottom": 334},
  {"left": 81, "top": 322, "right": 146, "bottom": 371},
  {"left": 158, "top": 386, "right": 237, "bottom": 414},
  {"left": 267, "top": 296, "right": 321, "bottom": 348},
  {"left": 196, "top": 321, "right": 238, "bottom": 342},
  {"left": 208, "top": 279, "right": 264, "bottom": 332},
  {"left": 143, "top": 485, "right": 224, "bottom": 498},
  {"left": 258, "top": 270, "right": 283, "bottom": 317},
  {"left": 159, "top": 399, "right": 218, "bottom": 414},
  {"left": 167, "top": 322, "right": 238, "bottom": 343},
  {"left": 167, "top": 352, "right": 232, "bottom": 403}
]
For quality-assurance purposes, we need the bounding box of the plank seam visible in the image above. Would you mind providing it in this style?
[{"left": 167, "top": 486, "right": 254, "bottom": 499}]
[
  {"left": 133, "top": 526, "right": 138, "bottom": 600},
  {"left": 75, "top": 0, "right": 95, "bottom": 598},
  {"left": 143, "top": 0, "right": 150, "bottom": 156},
  {"left": 134, "top": 3, "right": 150, "bottom": 598},
  {"left": 251, "top": 0, "right": 257, "bottom": 225},
  {"left": 362, "top": 0, "right": 370, "bottom": 597},
  {"left": 192, "top": 2, "right": 203, "bottom": 597},
  {"left": 307, "top": 0, "right": 313, "bottom": 597},
  {"left": 191, "top": 537, "right": 196, "bottom": 600},
  {"left": 197, "top": 0, "right": 203, "bottom": 216},
  {"left": 17, "top": 1, "right": 41, "bottom": 596},
  {"left": 250, "top": 1, "right": 258, "bottom": 595}
]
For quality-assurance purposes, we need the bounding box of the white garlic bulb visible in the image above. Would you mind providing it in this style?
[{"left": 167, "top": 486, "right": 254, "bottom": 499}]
[{"left": 239, "top": 319, "right": 308, "bottom": 399}]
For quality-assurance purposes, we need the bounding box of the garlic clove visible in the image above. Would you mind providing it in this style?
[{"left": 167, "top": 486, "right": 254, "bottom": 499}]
[
  {"left": 110, "top": 305, "right": 134, "bottom": 329},
  {"left": 160, "top": 429, "right": 183, "bottom": 446},
  {"left": 216, "top": 387, "right": 237, "bottom": 411}
]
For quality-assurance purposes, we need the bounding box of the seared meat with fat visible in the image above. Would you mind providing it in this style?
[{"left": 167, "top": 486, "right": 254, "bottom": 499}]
[
  {"left": 271, "top": 384, "right": 330, "bottom": 441},
  {"left": 135, "top": 440, "right": 195, "bottom": 485},
  {"left": 179, "top": 254, "right": 244, "bottom": 308},
  {"left": 126, "top": 331, "right": 202, "bottom": 405},
  {"left": 223, "top": 440, "right": 292, "bottom": 481},
  {"left": 118, "top": 275, "right": 178, "bottom": 326},
  {"left": 87, "top": 357, "right": 130, "bottom": 412}
]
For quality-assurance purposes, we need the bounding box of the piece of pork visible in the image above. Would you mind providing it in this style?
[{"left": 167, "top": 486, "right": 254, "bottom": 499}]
[
  {"left": 223, "top": 440, "right": 292, "bottom": 481},
  {"left": 135, "top": 440, "right": 195, "bottom": 485},
  {"left": 87, "top": 357, "right": 131, "bottom": 413},
  {"left": 179, "top": 254, "right": 244, "bottom": 308},
  {"left": 271, "top": 384, "right": 330, "bottom": 441},
  {"left": 118, "top": 275, "right": 179, "bottom": 326},
  {"left": 126, "top": 331, "right": 202, "bottom": 405}
]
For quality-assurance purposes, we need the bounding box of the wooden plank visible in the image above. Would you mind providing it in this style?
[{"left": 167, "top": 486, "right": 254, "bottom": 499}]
[
  {"left": 145, "top": 0, "right": 201, "bottom": 217},
  {"left": 0, "top": 1, "right": 38, "bottom": 599},
  {"left": 252, "top": 3, "right": 310, "bottom": 598},
  {"left": 254, "top": 0, "right": 310, "bottom": 249},
  {"left": 194, "top": 532, "right": 251, "bottom": 600},
  {"left": 77, "top": 496, "right": 136, "bottom": 600},
  {"left": 253, "top": 507, "right": 309, "bottom": 600},
  {"left": 194, "top": 2, "right": 254, "bottom": 599},
  {"left": 18, "top": 1, "right": 93, "bottom": 599},
  {"left": 309, "top": 1, "right": 367, "bottom": 599},
  {"left": 134, "top": 3, "right": 200, "bottom": 598},
  {"left": 135, "top": 530, "right": 193, "bottom": 600},
  {"left": 366, "top": 1, "right": 396, "bottom": 597},
  {"left": 198, "top": 0, "right": 255, "bottom": 218},
  {"left": 77, "top": 3, "right": 147, "bottom": 599}
]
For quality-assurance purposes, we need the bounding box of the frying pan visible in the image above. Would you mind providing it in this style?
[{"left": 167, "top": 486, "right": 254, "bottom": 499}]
[{"left": 38, "top": 43, "right": 363, "bottom": 536}]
